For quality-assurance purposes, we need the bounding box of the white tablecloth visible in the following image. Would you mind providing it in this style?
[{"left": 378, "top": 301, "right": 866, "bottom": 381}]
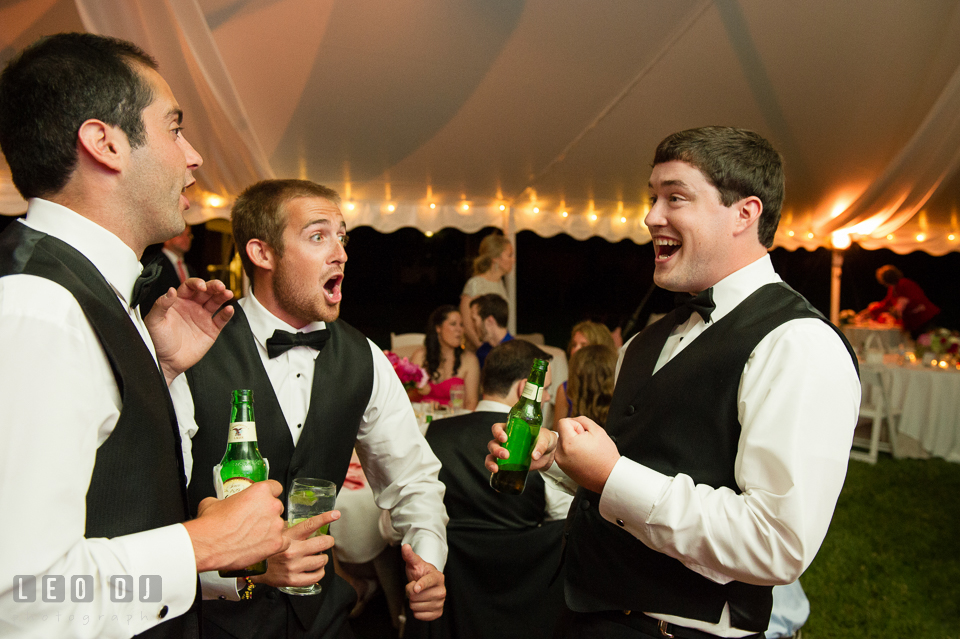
[{"left": 861, "top": 357, "right": 960, "bottom": 462}]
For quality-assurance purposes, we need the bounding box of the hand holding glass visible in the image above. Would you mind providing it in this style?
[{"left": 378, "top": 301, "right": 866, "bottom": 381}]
[{"left": 279, "top": 478, "right": 336, "bottom": 596}]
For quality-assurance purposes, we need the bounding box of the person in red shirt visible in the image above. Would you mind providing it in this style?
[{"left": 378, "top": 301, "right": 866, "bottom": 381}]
[{"left": 867, "top": 265, "right": 940, "bottom": 338}]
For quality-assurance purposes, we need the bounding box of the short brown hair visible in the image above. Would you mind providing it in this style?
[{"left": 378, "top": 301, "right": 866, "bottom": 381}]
[
  {"left": 654, "top": 126, "right": 784, "bottom": 248},
  {"left": 481, "top": 340, "right": 552, "bottom": 398},
  {"left": 470, "top": 293, "right": 508, "bottom": 328},
  {"left": 231, "top": 179, "right": 341, "bottom": 280}
]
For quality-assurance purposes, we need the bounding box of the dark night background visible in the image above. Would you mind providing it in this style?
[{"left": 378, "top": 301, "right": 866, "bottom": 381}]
[{"left": 3, "top": 215, "right": 957, "bottom": 348}]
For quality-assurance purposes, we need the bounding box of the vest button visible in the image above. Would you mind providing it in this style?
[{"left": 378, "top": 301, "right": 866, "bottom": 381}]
[
  {"left": 580, "top": 500, "right": 590, "bottom": 511},
  {"left": 625, "top": 405, "right": 635, "bottom": 416},
  {"left": 158, "top": 605, "right": 168, "bottom": 619}
]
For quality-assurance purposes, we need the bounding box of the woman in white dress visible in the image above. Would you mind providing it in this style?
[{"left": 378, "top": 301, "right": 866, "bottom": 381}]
[{"left": 460, "top": 232, "right": 514, "bottom": 351}]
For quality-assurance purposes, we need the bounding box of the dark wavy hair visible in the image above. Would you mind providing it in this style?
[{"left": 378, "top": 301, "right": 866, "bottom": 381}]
[{"left": 424, "top": 305, "right": 463, "bottom": 382}]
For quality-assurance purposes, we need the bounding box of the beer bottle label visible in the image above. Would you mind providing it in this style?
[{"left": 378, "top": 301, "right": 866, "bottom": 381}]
[
  {"left": 227, "top": 421, "right": 257, "bottom": 443},
  {"left": 521, "top": 382, "right": 542, "bottom": 401},
  {"left": 222, "top": 477, "right": 254, "bottom": 498}
]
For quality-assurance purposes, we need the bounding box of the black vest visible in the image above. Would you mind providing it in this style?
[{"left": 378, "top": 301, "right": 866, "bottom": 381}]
[
  {"left": 185, "top": 304, "right": 374, "bottom": 636},
  {"left": 0, "top": 222, "right": 198, "bottom": 639},
  {"left": 564, "top": 283, "right": 857, "bottom": 632},
  {"left": 426, "top": 410, "right": 547, "bottom": 531}
]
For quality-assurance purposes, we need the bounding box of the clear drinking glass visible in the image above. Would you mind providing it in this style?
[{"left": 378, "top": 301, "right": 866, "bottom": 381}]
[
  {"left": 449, "top": 383, "right": 466, "bottom": 411},
  {"left": 278, "top": 478, "right": 336, "bottom": 596}
]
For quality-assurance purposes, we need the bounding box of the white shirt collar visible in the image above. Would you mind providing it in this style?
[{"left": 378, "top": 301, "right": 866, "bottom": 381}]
[
  {"left": 475, "top": 399, "right": 511, "bottom": 413},
  {"left": 238, "top": 290, "right": 327, "bottom": 350},
  {"left": 22, "top": 198, "right": 144, "bottom": 306},
  {"left": 705, "top": 254, "right": 782, "bottom": 325}
]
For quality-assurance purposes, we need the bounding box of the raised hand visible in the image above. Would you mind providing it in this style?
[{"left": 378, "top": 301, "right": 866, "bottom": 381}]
[
  {"left": 144, "top": 277, "right": 234, "bottom": 384},
  {"left": 554, "top": 416, "right": 620, "bottom": 494},
  {"left": 485, "top": 421, "right": 558, "bottom": 474},
  {"left": 252, "top": 511, "right": 341, "bottom": 588},
  {"left": 402, "top": 544, "right": 445, "bottom": 621}
]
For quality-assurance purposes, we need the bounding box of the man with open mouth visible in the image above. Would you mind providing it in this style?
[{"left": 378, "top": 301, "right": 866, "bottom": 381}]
[
  {"left": 488, "top": 127, "right": 861, "bottom": 639},
  {"left": 174, "top": 179, "right": 448, "bottom": 639}
]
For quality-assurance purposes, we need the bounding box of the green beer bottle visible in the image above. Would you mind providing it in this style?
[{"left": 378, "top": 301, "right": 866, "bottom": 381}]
[
  {"left": 490, "top": 358, "right": 548, "bottom": 495},
  {"left": 218, "top": 389, "right": 269, "bottom": 578}
]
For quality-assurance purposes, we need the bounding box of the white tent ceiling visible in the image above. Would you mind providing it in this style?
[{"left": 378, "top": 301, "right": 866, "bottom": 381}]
[{"left": 4, "top": 0, "right": 960, "bottom": 255}]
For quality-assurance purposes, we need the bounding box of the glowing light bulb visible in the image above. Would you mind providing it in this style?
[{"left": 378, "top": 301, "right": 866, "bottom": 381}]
[
  {"left": 499, "top": 204, "right": 506, "bottom": 211},
  {"left": 589, "top": 213, "right": 598, "bottom": 221},
  {"left": 787, "top": 230, "right": 795, "bottom": 237},
  {"left": 345, "top": 202, "right": 355, "bottom": 211},
  {"left": 533, "top": 207, "right": 540, "bottom": 213},
  {"left": 561, "top": 211, "right": 568, "bottom": 218},
  {"left": 620, "top": 216, "right": 627, "bottom": 223},
  {"left": 806, "top": 232, "right": 814, "bottom": 239},
  {"left": 425, "top": 231, "right": 434, "bottom": 237},
  {"left": 387, "top": 204, "right": 396, "bottom": 212},
  {"left": 461, "top": 203, "right": 470, "bottom": 211},
  {"left": 950, "top": 234, "right": 957, "bottom": 241},
  {"left": 206, "top": 194, "right": 225, "bottom": 208},
  {"left": 886, "top": 234, "right": 894, "bottom": 240},
  {"left": 429, "top": 203, "right": 436, "bottom": 209},
  {"left": 916, "top": 233, "right": 925, "bottom": 242}
]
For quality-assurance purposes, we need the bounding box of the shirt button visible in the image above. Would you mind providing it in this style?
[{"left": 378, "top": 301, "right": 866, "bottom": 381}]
[
  {"left": 616, "top": 519, "right": 625, "bottom": 527},
  {"left": 625, "top": 405, "right": 635, "bottom": 416},
  {"left": 158, "top": 605, "right": 168, "bottom": 619},
  {"left": 296, "top": 373, "right": 301, "bottom": 378},
  {"left": 580, "top": 500, "right": 590, "bottom": 511},
  {"left": 297, "top": 423, "right": 302, "bottom": 429}
]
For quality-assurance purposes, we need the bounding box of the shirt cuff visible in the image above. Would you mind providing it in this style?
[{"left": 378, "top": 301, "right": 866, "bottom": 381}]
[
  {"left": 540, "top": 460, "right": 578, "bottom": 495},
  {"left": 108, "top": 524, "right": 198, "bottom": 632},
  {"left": 200, "top": 572, "right": 241, "bottom": 601},
  {"left": 408, "top": 531, "right": 447, "bottom": 573},
  {"left": 598, "top": 457, "right": 670, "bottom": 532}
]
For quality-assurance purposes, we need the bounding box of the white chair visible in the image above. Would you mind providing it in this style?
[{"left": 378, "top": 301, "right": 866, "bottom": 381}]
[
  {"left": 390, "top": 332, "right": 425, "bottom": 360},
  {"left": 850, "top": 368, "right": 899, "bottom": 464}
]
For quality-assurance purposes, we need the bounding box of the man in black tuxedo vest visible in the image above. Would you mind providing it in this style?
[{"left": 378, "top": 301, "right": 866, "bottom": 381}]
[
  {"left": 488, "top": 127, "right": 861, "bottom": 638},
  {"left": 409, "top": 339, "right": 570, "bottom": 639},
  {"left": 0, "top": 33, "right": 289, "bottom": 639},
  {"left": 174, "top": 179, "right": 447, "bottom": 639},
  {"left": 142, "top": 225, "right": 197, "bottom": 311}
]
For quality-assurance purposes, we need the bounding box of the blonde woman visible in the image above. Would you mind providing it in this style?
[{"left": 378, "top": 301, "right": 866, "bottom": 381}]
[
  {"left": 553, "top": 320, "right": 615, "bottom": 427},
  {"left": 460, "top": 233, "right": 514, "bottom": 351},
  {"left": 567, "top": 344, "right": 618, "bottom": 426}
]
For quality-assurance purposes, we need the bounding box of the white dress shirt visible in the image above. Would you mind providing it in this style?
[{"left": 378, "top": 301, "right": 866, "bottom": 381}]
[
  {"left": 0, "top": 199, "right": 198, "bottom": 639},
  {"left": 475, "top": 399, "right": 574, "bottom": 521},
  {"left": 174, "top": 292, "right": 448, "bottom": 598},
  {"left": 548, "top": 255, "right": 860, "bottom": 637}
]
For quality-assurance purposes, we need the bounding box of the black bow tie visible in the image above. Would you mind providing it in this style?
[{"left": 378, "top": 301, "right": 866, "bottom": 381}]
[
  {"left": 674, "top": 288, "right": 716, "bottom": 324},
  {"left": 266, "top": 328, "right": 331, "bottom": 358},
  {"left": 131, "top": 260, "right": 163, "bottom": 309}
]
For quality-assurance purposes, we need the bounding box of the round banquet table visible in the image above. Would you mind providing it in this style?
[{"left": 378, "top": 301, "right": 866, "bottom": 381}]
[{"left": 861, "top": 355, "right": 960, "bottom": 462}]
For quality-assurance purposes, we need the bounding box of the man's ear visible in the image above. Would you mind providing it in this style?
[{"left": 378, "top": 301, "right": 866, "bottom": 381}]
[
  {"left": 510, "top": 378, "right": 527, "bottom": 403},
  {"left": 77, "top": 119, "right": 127, "bottom": 172},
  {"left": 733, "top": 196, "right": 763, "bottom": 237},
  {"left": 246, "top": 238, "right": 275, "bottom": 271}
]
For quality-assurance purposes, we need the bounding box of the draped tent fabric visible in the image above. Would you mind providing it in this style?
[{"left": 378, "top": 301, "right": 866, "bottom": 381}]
[{"left": 3, "top": 0, "right": 960, "bottom": 256}]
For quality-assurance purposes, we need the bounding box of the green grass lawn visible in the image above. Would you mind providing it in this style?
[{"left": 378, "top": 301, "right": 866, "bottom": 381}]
[{"left": 801, "top": 456, "right": 960, "bottom": 638}]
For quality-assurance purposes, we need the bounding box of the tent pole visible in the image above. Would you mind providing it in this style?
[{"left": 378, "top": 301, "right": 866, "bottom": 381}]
[
  {"left": 830, "top": 248, "right": 843, "bottom": 325},
  {"left": 505, "top": 207, "right": 517, "bottom": 335}
]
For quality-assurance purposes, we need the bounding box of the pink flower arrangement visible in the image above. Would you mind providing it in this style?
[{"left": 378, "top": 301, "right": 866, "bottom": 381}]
[
  {"left": 384, "top": 351, "right": 429, "bottom": 390},
  {"left": 915, "top": 328, "right": 960, "bottom": 358}
]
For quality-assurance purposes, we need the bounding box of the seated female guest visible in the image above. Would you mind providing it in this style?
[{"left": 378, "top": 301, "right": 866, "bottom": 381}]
[
  {"left": 554, "top": 320, "right": 615, "bottom": 427},
  {"left": 567, "top": 344, "right": 618, "bottom": 426},
  {"left": 411, "top": 305, "right": 480, "bottom": 410}
]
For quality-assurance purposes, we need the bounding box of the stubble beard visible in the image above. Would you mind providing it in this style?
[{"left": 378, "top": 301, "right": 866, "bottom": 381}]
[{"left": 273, "top": 262, "right": 340, "bottom": 325}]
